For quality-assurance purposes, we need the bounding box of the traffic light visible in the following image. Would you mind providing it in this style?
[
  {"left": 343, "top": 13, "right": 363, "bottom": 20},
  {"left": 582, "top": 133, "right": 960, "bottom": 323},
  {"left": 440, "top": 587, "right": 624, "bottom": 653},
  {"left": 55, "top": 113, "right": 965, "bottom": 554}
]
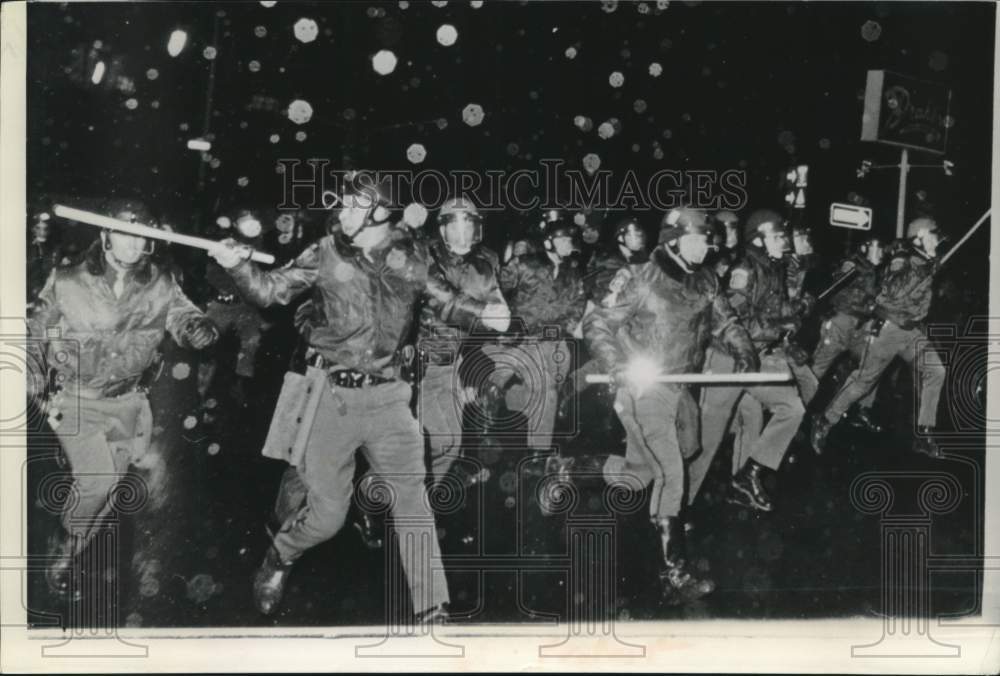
[{"left": 781, "top": 164, "right": 808, "bottom": 210}]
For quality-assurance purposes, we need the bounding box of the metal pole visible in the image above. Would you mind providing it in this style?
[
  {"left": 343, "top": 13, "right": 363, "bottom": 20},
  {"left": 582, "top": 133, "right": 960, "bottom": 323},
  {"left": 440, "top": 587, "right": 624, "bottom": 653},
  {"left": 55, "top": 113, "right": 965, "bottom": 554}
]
[
  {"left": 895, "top": 148, "right": 909, "bottom": 239},
  {"left": 196, "top": 14, "right": 220, "bottom": 196}
]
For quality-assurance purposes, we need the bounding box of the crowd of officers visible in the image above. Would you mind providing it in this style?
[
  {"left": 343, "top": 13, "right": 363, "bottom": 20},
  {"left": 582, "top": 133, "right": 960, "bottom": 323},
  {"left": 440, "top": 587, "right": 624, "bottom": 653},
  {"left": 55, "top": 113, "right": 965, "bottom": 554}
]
[{"left": 27, "top": 173, "right": 949, "bottom": 624}]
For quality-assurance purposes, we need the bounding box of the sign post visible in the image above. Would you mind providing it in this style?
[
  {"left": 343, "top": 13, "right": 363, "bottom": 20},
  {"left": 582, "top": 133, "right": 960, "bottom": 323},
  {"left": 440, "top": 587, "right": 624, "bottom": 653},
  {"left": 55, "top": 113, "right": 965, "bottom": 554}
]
[
  {"left": 860, "top": 70, "right": 952, "bottom": 238},
  {"left": 829, "top": 203, "right": 873, "bottom": 231}
]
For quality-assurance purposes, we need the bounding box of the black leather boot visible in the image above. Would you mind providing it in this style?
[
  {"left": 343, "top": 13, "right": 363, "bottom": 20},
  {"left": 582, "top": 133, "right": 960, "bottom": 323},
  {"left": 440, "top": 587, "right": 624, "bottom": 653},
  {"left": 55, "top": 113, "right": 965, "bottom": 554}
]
[
  {"left": 253, "top": 545, "right": 294, "bottom": 616},
  {"left": 847, "top": 406, "right": 882, "bottom": 433},
  {"left": 914, "top": 426, "right": 942, "bottom": 459},
  {"left": 728, "top": 459, "right": 774, "bottom": 512},
  {"left": 45, "top": 535, "right": 79, "bottom": 600},
  {"left": 810, "top": 412, "right": 834, "bottom": 456},
  {"left": 656, "top": 517, "right": 715, "bottom": 605},
  {"left": 352, "top": 511, "right": 386, "bottom": 550},
  {"left": 414, "top": 602, "right": 450, "bottom": 627}
]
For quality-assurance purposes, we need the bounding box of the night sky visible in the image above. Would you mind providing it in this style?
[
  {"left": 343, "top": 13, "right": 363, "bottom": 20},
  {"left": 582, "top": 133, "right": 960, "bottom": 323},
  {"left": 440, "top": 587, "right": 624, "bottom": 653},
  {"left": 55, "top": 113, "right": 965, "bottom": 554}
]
[{"left": 26, "top": 1, "right": 996, "bottom": 257}]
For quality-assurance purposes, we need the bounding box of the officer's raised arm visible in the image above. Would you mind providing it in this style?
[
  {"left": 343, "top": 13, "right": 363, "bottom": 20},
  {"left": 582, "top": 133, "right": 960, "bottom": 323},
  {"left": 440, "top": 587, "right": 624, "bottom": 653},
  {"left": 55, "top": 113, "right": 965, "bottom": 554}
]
[{"left": 212, "top": 238, "right": 320, "bottom": 307}]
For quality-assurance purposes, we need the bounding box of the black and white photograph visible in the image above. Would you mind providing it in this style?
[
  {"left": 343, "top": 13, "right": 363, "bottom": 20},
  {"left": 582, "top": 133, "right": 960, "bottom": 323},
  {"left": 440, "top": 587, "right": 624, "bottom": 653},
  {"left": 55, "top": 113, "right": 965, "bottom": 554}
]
[{"left": 1, "top": 0, "right": 998, "bottom": 672}]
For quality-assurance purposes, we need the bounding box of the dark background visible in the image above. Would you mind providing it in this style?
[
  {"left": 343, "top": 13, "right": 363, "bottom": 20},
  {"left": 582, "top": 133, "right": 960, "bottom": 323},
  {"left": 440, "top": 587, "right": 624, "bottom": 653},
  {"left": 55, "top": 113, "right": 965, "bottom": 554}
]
[{"left": 27, "top": 2, "right": 995, "bottom": 260}]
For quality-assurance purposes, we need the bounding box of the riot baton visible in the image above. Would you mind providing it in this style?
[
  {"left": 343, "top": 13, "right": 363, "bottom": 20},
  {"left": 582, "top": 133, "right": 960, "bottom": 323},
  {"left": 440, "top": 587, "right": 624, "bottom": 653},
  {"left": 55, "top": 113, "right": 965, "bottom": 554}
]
[
  {"left": 53, "top": 204, "right": 277, "bottom": 265},
  {"left": 585, "top": 372, "right": 792, "bottom": 384},
  {"left": 936, "top": 208, "right": 991, "bottom": 267}
]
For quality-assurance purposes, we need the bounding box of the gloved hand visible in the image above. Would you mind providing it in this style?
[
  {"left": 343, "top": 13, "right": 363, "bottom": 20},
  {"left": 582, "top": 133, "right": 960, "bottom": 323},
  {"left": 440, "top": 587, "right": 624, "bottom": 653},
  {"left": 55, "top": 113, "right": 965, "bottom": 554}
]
[
  {"left": 424, "top": 275, "right": 457, "bottom": 305},
  {"left": 778, "top": 318, "right": 801, "bottom": 334},
  {"left": 869, "top": 317, "right": 886, "bottom": 338},
  {"left": 183, "top": 317, "right": 219, "bottom": 349},
  {"left": 208, "top": 238, "right": 252, "bottom": 269},
  {"left": 796, "top": 294, "right": 816, "bottom": 317},
  {"left": 733, "top": 351, "right": 760, "bottom": 374},
  {"left": 609, "top": 366, "right": 630, "bottom": 389},
  {"left": 785, "top": 342, "right": 810, "bottom": 367}
]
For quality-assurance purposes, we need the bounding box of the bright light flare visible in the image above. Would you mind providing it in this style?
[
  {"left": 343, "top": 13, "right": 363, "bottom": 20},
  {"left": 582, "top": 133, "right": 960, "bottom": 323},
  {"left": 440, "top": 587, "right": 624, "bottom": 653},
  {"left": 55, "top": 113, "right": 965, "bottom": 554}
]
[
  {"left": 91, "top": 61, "right": 106, "bottom": 84},
  {"left": 624, "top": 356, "right": 661, "bottom": 393},
  {"left": 167, "top": 30, "right": 188, "bottom": 57}
]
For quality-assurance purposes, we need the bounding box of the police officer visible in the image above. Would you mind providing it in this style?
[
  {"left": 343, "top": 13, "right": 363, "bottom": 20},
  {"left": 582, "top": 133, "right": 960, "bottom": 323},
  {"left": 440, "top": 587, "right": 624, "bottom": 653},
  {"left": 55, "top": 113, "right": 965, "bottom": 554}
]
[
  {"left": 202, "top": 210, "right": 269, "bottom": 410},
  {"left": 585, "top": 207, "right": 757, "bottom": 604},
  {"left": 812, "top": 218, "right": 947, "bottom": 458},
  {"left": 566, "top": 217, "right": 651, "bottom": 403},
  {"left": 29, "top": 199, "right": 219, "bottom": 598},
  {"left": 211, "top": 173, "right": 489, "bottom": 622},
  {"left": 689, "top": 209, "right": 807, "bottom": 512},
  {"left": 709, "top": 209, "right": 740, "bottom": 279},
  {"left": 27, "top": 211, "right": 60, "bottom": 310},
  {"left": 804, "top": 235, "right": 885, "bottom": 429},
  {"left": 419, "top": 197, "right": 510, "bottom": 483},
  {"left": 583, "top": 217, "right": 650, "bottom": 305},
  {"left": 487, "top": 212, "right": 587, "bottom": 454}
]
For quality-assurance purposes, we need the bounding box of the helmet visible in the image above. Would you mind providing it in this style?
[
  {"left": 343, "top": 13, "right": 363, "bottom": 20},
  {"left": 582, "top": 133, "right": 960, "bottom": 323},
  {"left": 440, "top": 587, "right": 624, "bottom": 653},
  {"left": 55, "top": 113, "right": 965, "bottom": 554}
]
[
  {"left": 543, "top": 214, "right": 578, "bottom": 240},
  {"left": 439, "top": 196, "right": 481, "bottom": 223},
  {"left": 104, "top": 198, "right": 156, "bottom": 226},
  {"left": 438, "top": 196, "right": 483, "bottom": 249},
  {"left": 743, "top": 209, "right": 786, "bottom": 241},
  {"left": 906, "top": 217, "right": 940, "bottom": 239},
  {"left": 614, "top": 217, "right": 641, "bottom": 239},
  {"left": 334, "top": 171, "right": 395, "bottom": 240},
  {"left": 658, "top": 207, "right": 710, "bottom": 245},
  {"left": 101, "top": 199, "right": 158, "bottom": 256},
  {"left": 714, "top": 210, "right": 739, "bottom": 226},
  {"left": 542, "top": 212, "right": 580, "bottom": 258}
]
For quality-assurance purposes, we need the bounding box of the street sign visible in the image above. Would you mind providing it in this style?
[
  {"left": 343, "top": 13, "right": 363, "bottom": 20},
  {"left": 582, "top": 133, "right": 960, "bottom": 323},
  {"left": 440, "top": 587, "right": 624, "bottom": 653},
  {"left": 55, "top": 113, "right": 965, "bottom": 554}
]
[
  {"left": 860, "top": 70, "right": 952, "bottom": 155},
  {"left": 829, "top": 203, "right": 873, "bottom": 231}
]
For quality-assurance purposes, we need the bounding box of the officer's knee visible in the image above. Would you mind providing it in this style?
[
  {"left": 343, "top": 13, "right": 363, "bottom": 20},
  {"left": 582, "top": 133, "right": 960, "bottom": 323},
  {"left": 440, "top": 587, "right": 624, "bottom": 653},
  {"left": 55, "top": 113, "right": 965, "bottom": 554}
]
[{"left": 75, "top": 473, "right": 118, "bottom": 503}]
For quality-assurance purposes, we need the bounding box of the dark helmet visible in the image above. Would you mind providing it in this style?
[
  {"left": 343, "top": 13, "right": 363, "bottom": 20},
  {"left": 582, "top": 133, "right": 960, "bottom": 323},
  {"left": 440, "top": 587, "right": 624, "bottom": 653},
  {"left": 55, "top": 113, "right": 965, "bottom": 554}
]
[
  {"left": 104, "top": 198, "right": 157, "bottom": 226},
  {"left": 437, "top": 196, "right": 483, "bottom": 243},
  {"left": 543, "top": 214, "right": 579, "bottom": 241},
  {"left": 101, "top": 198, "right": 158, "bottom": 254},
  {"left": 743, "top": 208, "right": 786, "bottom": 242},
  {"left": 333, "top": 170, "right": 396, "bottom": 240},
  {"left": 714, "top": 209, "right": 739, "bottom": 227},
  {"left": 658, "top": 207, "right": 711, "bottom": 245}
]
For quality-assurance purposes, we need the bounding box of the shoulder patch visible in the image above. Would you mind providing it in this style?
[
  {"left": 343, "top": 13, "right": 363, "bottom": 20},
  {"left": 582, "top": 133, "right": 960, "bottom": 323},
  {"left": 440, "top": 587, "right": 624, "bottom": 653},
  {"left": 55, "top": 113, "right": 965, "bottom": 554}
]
[{"left": 730, "top": 268, "right": 749, "bottom": 290}]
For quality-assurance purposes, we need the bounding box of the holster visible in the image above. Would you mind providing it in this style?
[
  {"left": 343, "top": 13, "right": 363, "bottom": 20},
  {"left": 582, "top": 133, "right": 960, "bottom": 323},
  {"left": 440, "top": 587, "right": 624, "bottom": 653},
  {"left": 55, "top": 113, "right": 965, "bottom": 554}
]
[{"left": 261, "top": 365, "right": 327, "bottom": 466}]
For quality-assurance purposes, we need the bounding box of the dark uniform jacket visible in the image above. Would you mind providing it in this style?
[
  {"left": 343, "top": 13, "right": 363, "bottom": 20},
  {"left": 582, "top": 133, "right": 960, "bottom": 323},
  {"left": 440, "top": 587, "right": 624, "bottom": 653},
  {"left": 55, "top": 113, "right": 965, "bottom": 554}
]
[
  {"left": 27, "top": 243, "right": 205, "bottom": 396},
  {"left": 418, "top": 239, "right": 506, "bottom": 363},
  {"left": 228, "top": 226, "right": 479, "bottom": 375},
  {"left": 874, "top": 240, "right": 937, "bottom": 328},
  {"left": 584, "top": 249, "right": 756, "bottom": 376},
  {"left": 829, "top": 253, "right": 879, "bottom": 318},
  {"left": 499, "top": 252, "right": 586, "bottom": 337},
  {"left": 727, "top": 246, "right": 801, "bottom": 347}
]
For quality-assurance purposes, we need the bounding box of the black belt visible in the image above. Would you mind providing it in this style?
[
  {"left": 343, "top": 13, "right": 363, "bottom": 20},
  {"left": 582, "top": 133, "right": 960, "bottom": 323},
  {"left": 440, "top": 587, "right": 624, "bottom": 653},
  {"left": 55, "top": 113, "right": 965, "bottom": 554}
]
[
  {"left": 305, "top": 352, "right": 398, "bottom": 387},
  {"left": 328, "top": 369, "right": 395, "bottom": 389},
  {"left": 211, "top": 292, "right": 242, "bottom": 305}
]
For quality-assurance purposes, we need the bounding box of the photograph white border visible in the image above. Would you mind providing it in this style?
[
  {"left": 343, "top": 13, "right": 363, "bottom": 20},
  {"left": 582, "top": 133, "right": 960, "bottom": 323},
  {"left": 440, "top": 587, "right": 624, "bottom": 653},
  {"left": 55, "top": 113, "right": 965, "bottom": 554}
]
[{"left": 1, "top": 1, "right": 997, "bottom": 672}]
